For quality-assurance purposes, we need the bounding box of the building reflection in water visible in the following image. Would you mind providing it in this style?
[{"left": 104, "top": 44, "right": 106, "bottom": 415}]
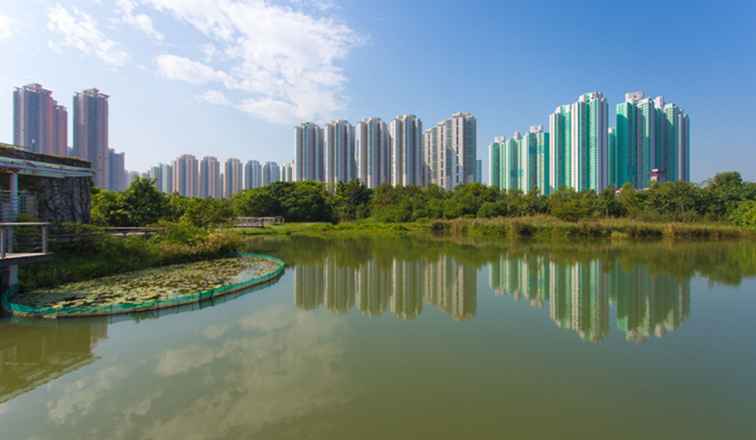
[
  {"left": 0, "top": 319, "right": 108, "bottom": 403},
  {"left": 295, "top": 248, "right": 690, "bottom": 343},
  {"left": 491, "top": 255, "right": 690, "bottom": 343},
  {"left": 295, "top": 255, "right": 477, "bottom": 321}
]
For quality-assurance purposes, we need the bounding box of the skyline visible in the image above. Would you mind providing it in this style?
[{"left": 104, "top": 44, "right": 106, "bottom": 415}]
[{"left": 0, "top": 1, "right": 754, "bottom": 181}]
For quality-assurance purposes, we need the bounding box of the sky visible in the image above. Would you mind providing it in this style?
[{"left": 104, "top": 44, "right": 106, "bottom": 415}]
[{"left": 0, "top": 0, "right": 754, "bottom": 182}]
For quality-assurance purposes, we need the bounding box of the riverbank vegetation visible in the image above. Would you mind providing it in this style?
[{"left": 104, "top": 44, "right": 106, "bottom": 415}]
[{"left": 92, "top": 172, "right": 756, "bottom": 231}]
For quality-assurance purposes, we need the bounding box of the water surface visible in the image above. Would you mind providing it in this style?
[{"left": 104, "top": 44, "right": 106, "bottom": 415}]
[{"left": 1, "top": 236, "right": 755, "bottom": 439}]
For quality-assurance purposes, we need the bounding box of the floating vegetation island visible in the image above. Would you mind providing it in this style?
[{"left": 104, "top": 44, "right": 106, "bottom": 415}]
[{"left": 7, "top": 254, "right": 285, "bottom": 318}]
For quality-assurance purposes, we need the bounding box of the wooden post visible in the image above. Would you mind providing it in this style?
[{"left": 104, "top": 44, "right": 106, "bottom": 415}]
[{"left": 0, "top": 227, "right": 5, "bottom": 259}]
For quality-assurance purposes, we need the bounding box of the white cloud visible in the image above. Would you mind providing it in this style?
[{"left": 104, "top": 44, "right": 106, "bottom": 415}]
[
  {"left": 156, "top": 54, "right": 232, "bottom": 85},
  {"left": 144, "top": 0, "right": 362, "bottom": 124},
  {"left": 0, "top": 15, "right": 14, "bottom": 41},
  {"left": 47, "top": 4, "right": 129, "bottom": 67},
  {"left": 116, "top": 0, "right": 164, "bottom": 41},
  {"left": 199, "top": 90, "right": 231, "bottom": 106}
]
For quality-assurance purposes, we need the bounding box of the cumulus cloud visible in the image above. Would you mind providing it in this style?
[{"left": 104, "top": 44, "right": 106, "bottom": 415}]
[
  {"left": 144, "top": 0, "right": 361, "bottom": 123},
  {"left": 116, "top": 0, "right": 164, "bottom": 41},
  {"left": 47, "top": 4, "right": 129, "bottom": 67},
  {"left": 0, "top": 15, "right": 14, "bottom": 41}
]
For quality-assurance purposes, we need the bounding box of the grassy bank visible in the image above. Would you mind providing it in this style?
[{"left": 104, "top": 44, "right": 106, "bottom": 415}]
[
  {"left": 237, "top": 216, "right": 753, "bottom": 241},
  {"left": 434, "top": 216, "right": 752, "bottom": 240}
]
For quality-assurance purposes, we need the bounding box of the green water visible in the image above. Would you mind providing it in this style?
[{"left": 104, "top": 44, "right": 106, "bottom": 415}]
[{"left": 1, "top": 236, "right": 756, "bottom": 439}]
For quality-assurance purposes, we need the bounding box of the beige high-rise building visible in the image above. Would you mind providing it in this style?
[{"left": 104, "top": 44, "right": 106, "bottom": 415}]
[
  {"left": 172, "top": 154, "right": 199, "bottom": 197},
  {"left": 423, "top": 112, "right": 476, "bottom": 190},
  {"left": 200, "top": 156, "right": 222, "bottom": 198},
  {"left": 224, "top": 158, "right": 243, "bottom": 197}
]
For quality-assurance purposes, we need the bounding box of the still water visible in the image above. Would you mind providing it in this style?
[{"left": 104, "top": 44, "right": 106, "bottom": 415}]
[{"left": 1, "top": 236, "right": 756, "bottom": 439}]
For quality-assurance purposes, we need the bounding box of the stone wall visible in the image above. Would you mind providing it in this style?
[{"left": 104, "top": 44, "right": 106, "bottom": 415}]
[{"left": 21, "top": 175, "right": 92, "bottom": 224}]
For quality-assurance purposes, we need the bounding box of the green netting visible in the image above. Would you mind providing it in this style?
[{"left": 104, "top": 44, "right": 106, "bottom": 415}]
[{"left": 2, "top": 253, "right": 285, "bottom": 319}]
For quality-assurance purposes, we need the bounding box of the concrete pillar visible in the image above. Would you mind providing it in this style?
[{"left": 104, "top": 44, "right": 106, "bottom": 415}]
[{"left": 9, "top": 172, "right": 18, "bottom": 220}]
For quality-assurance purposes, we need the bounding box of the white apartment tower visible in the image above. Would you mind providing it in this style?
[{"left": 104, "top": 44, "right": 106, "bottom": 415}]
[
  {"left": 223, "top": 158, "right": 243, "bottom": 197},
  {"left": 295, "top": 122, "right": 324, "bottom": 181},
  {"left": 389, "top": 114, "right": 424, "bottom": 186},
  {"left": 324, "top": 120, "right": 356, "bottom": 185},
  {"left": 356, "top": 117, "right": 390, "bottom": 188}
]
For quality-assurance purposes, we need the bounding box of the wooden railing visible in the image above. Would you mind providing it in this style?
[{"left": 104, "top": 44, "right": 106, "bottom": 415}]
[{"left": 234, "top": 217, "right": 285, "bottom": 228}]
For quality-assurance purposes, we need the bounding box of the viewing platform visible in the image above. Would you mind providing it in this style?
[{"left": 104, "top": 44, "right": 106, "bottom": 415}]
[{"left": 0, "top": 222, "right": 50, "bottom": 266}]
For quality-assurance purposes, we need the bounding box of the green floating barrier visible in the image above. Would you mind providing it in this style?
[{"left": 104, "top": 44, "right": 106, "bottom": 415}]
[{"left": 2, "top": 253, "right": 286, "bottom": 319}]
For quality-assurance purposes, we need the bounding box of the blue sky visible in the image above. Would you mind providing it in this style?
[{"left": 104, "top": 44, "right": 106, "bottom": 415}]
[{"left": 0, "top": 0, "right": 754, "bottom": 181}]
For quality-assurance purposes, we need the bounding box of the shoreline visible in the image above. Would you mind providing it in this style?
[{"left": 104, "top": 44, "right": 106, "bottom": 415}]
[
  {"left": 3, "top": 253, "right": 286, "bottom": 319},
  {"left": 235, "top": 216, "right": 754, "bottom": 241}
]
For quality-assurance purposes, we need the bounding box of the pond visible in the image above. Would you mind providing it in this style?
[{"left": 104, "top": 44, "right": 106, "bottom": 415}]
[{"left": 1, "top": 236, "right": 755, "bottom": 439}]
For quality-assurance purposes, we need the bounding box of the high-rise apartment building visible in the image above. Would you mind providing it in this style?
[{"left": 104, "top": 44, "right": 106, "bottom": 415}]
[
  {"left": 324, "top": 120, "right": 356, "bottom": 185},
  {"left": 244, "top": 160, "right": 262, "bottom": 189},
  {"left": 281, "top": 161, "right": 295, "bottom": 182},
  {"left": 549, "top": 92, "right": 609, "bottom": 192},
  {"left": 475, "top": 160, "right": 483, "bottom": 184},
  {"left": 389, "top": 114, "right": 424, "bottom": 186},
  {"left": 488, "top": 136, "right": 504, "bottom": 188},
  {"left": 659, "top": 98, "right": 690, "bottom": 183},
  {"left": 356, "top": 117, "right": 390, "bottom": 188},
  {"left": 199, "top": 156, "right": 222, "bottom": 198},
  {"left": 73, "top": 88, "right": 110, "bottom": 188},
  {"left": 172, "top": 154, "right": 198, "bottom": 197},
  {"left": 613, "top": 92, "right": 690, "bottom": 188},
  {"left": 503, "top": 132, "right": 521, "bottom": 192},
  {"left": 262, "top": 161, "right": 280, "bottom": 186},
  {"left": 424, "top": 112, "right": 476, "bottom": 190},
  {"left": 13, "top": 83, "right": 68, "bottom": 157},
  {"left": 519, "top": 126, "right": 541, "bottom": 193},
  {"left": 223, "top": 158, "right": 243, "bottom": 197},
  {"left": 108, "top": 149, "right": 126, "bottom": 191},
  {"left": 295, "top": 122, "right": 324, "bottom": 181},
  {"left": 160, "top": 163, "right": 173, "bottom": 193}
]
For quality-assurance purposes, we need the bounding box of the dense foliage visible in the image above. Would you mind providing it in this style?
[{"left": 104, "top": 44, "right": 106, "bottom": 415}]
[{"left": 91, "top": 172, "right": 756, "bottom": 228}]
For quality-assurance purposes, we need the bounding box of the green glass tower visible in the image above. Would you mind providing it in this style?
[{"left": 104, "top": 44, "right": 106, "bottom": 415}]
[
  {"left": 535, "top": 127, "right": 550, "bottom": 195},
  {"left": 503, "top": 132, "right": 521, "bottom": 191},
  {"left": 615, "top": 92, "right": 690, "bottom": 188},
  {"left": 548, "top": 105, "right": 571, "bottom": 192},
  {"left": 520, "top": 127, "right": 539, "bottom": 193},
  {"left": 487, "top": 137, "right": 505, "bottom": 188},
  {"left": 549, "top": 92, "right": 608, "bottom": 192}
]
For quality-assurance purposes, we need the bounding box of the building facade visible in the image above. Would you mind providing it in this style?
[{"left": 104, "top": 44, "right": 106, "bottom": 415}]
[
  {"left": 356, "top": 117, "right": 390, "bottom": 188},
  {"left": 73, "top": 88, "right": 110, "bottom": 189},
  {"left": 324, "top": 119, "right": 356, "bottom": 185},
  {"left": 549, "top": 92, "right": 609, "bottom": 193},
  {"left": 424, "top": 112, "right": 476, "bottom": 190},
  {"left": 172, "top": 154, "right": 198, "bottom": 197},
  {"left": 295, "top": 122, "right": 324, "bottom": 182},
  {"left": 13, "top": 83, "right": 68, "bottom": 157},
  {"left": 108, "top": 149, "right": 126, "bottom": 191},
  {"left": 389, "top": 114, "right": 424, "bottom": 186},
  {"left": 199, "top": 156, "right": 222, "bottom": 198},
  {"left": 244, "top": 160, "right": 262, "bottom": 189},
  {"left": 262, "top": 161, "right": 280, "bottom": 186},
  {"left": 223, "top": 158, "right": 243, "bottom": 197}
]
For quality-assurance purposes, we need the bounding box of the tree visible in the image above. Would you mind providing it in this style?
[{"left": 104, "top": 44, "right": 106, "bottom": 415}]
[
  {"left": 120, "top": 177, "right": 170, "bottom": 226},
  {"left": 334, "top": 180, "right": 372, "bottom": 221}
]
